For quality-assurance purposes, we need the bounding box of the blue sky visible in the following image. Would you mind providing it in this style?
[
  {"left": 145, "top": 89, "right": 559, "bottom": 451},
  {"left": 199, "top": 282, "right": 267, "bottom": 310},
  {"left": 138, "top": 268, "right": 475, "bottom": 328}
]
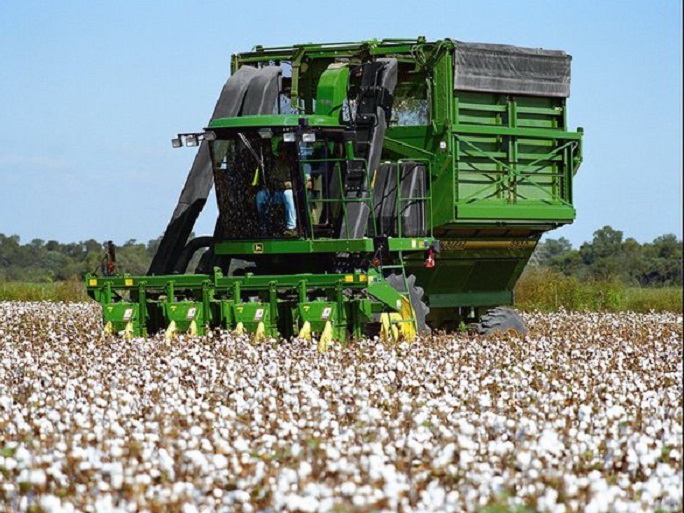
[{"left": 1, "top": 0, "right": 681, "bottom": 246}]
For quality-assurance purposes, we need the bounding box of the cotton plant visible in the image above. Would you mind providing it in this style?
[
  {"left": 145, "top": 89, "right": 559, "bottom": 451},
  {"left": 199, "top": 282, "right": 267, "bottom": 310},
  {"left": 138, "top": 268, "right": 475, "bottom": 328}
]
[{"left": 0, "top": 302, "right": 682, "bottom": 513}]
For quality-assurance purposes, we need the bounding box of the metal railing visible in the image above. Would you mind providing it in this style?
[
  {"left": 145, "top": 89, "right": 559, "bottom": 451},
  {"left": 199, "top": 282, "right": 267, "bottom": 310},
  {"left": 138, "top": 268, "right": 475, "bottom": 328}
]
[
  {"left": 454, "top": 133, "right": 578, "bottom": 206},
  {"left": 394, "top": 158, "right": 433, "bottom": 239},
  {"left": 297, "top": 156, "right": 433, "bottom": 241},
  {"left": 297, "top": 155, "right": 377, "bottom": 241}
]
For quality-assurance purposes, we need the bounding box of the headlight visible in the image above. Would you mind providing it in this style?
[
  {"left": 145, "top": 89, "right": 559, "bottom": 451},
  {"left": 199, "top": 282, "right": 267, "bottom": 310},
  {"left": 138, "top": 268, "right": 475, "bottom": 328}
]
[
  {"left": 283, "top": 132, "right": 297, "bottom": 142},
  {"left": 302, "top": 132, "right": 316, "bottom": 143}
]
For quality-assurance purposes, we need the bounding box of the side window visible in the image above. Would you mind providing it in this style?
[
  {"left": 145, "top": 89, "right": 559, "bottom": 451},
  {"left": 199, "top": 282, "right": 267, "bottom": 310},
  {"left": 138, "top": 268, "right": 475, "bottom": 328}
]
[
  {"left": 391, "top": 69, "right": 430, "bottom": 126},
  {"left": 276, "top": 62, "right": 301, "bottom": 115},
  {"left": 341, "top": 64, "right": 430, "bottom": 126}
]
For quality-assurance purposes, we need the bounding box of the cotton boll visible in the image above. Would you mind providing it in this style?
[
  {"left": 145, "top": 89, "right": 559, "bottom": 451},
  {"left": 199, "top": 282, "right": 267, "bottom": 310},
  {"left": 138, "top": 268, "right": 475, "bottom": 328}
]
[
  {"left": 298, "top": 461, "right": 312, "bottom": 479},
  {"left": 181, "top": 503, "right": 199, "bottom": 513},
  {"left": 1, "top": 304, "right": 681, "bottom": 513},
  {"left": 39, "top": 495, "right": 63, "bottom": 513},
  {"left": 212, "top": 453, "right": 228, "bottom": 470},
  {"left": 516, "top": 451, "right": 533, "bottom": 469},
  {"left": 538, "top": 429, "right": 564, "bottom": 456}
]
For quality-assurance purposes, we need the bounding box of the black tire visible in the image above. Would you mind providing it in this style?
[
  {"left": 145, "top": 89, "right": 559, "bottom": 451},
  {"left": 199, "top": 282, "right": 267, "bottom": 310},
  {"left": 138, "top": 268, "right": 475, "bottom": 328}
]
[
  {"left": 477, "top": 307, "right": 528, "bottom": 336},
  {"left": 386, "top": 273, "right": 431, "bottom": 335}
]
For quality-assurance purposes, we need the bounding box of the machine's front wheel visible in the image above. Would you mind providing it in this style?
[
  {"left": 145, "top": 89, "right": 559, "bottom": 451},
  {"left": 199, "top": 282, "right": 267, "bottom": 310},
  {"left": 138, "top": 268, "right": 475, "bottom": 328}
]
[
  {"left": 386, "top": 273, "right": 431, "bottom": 335},
  {"left": 477, "top": 307, "right": 528, "bottom": 337}
]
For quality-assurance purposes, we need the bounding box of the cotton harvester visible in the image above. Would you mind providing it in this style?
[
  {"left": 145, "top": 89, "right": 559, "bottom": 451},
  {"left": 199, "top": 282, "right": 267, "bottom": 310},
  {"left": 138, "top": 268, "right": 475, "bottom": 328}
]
[{"left": 86, "top": 38, "right": 582, "bottom": 344}]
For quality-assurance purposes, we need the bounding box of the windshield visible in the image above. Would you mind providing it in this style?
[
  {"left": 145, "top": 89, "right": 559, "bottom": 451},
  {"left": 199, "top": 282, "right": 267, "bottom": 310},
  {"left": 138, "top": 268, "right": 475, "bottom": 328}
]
[{"left": 210, "top": 131, "right": 347, "bottom": 241}]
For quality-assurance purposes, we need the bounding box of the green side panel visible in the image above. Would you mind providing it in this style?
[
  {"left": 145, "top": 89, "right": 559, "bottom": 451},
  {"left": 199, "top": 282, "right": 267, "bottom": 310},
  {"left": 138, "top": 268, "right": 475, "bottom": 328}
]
[
  {"left": 296, "top": 301, "right": 337, "bottom": 325},
  {"left": 452, "top": 91, "right": 582, "bottom": 224},
  {"left": 232, "top": 302, "right": 275, "bottom": 335},
  {"left": 214, "top": 238, "right": 374, "bottom": 256},
  {"left": 294, "top": 300, "right": 346, "bottom": 340},
  {"left": 404, "top": 237, "right": 536, "bottom": 312},
  {"left": 163, "top": 301, "right": 207, "bottom": 335},
  {"left": 455, "top": 204, "right": 576, "bottom": 221},
  {"left": 387, "top": 237, "right": 433, "bottom": 251},
  {"left": 428, "top": 291, "right": 512, "bottom": 308},
  {"left": 102, "top": 303, "right": 143, "bottom": 335},
  {"left": 384, "top": 126, "right": 438, "bottom": 159}
]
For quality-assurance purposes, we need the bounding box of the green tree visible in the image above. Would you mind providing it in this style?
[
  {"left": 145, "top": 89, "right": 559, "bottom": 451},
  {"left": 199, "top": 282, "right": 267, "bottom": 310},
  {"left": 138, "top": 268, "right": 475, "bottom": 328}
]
[
  {"left": 579, "top": 226, "right": 625, "bottom": 280},
  {"left": 641, "top": 234, "right": 683, "bottom": 286}
]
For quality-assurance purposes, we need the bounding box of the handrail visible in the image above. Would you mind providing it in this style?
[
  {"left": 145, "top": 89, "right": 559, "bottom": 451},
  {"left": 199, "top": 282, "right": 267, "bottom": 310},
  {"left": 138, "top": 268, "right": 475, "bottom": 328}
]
[
  {"left": 454, "top": 133, "right": 575, "bottom": 207},
  {"left": 297, "top": 155, "right": 432, "bottom": 242},
  {"left": 298, "top": 155, "right": 376, "bottom": 241},
  {"left": 394, "top": 159, "right": 433, "bottom": 238}
]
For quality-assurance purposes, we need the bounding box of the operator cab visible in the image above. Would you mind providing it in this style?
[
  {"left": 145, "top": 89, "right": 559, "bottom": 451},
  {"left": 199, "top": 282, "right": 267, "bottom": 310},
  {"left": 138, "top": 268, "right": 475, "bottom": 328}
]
[{"left": 209, "top": 128, "right": 349, "bottom": 241}]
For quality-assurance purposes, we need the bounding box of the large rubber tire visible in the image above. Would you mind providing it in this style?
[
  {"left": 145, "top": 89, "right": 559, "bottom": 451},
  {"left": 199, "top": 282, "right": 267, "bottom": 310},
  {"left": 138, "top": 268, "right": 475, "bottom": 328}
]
[
  {"left": 477, "top": 307, "right": 528, "bottom": 337},
  {"left": 386, "top": 273, "right": 431, "bottom": 335}
]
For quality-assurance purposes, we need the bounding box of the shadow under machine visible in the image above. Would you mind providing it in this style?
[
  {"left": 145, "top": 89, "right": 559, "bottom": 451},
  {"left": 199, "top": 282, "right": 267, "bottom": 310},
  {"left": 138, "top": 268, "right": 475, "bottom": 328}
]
[{"left": 87, "top": 38, "right": 583, "bottom": 342}]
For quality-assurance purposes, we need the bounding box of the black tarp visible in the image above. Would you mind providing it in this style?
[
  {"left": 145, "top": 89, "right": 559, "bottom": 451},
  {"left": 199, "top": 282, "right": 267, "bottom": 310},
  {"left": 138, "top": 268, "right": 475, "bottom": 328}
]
[
  {"left": 211, "top": 67, "right": 282, "bottom": 242},
  {"left": 148, "top": 65, "right": 281, "bottom": 275},
  {"left": 339, "top": 58, "right": 398, "bottom": 240},
  {"left": 454, "top": 42, "right": 571, "bottom": 98},
  {"left": 373, "top": 162, "right": 426, "bottom": 237}
]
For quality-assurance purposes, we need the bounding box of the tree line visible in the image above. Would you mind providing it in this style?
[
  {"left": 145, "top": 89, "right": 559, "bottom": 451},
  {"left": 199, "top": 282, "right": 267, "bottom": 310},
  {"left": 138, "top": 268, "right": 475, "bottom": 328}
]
[
  {"left": 0, "top": 226, "right": 681, "bottom": 286},
  {"left": 0, "top": 235, "right": 161, "bottom": 282},
  {"left": 530, "top": 226, "right": 682, "bottom": 287}
]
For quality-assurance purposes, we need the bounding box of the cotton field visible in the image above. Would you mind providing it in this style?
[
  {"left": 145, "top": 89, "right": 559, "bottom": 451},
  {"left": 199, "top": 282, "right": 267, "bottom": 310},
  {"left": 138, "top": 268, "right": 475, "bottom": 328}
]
[{"left": 1, "top": 302, "right": 682, "bottom": 513}]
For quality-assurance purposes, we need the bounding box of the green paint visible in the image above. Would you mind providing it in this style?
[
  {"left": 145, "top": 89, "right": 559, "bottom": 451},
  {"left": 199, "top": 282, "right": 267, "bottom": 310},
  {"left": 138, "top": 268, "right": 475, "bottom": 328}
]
[
  {"left": 214, "top": 238, "right": 374, "bottom": 256},
  {"left": 314, "top": 64, "right": 349, "bottom": 119},
  {"left": 88, "top": 269, "right": 404, "bottom": 338},
  {"left": 209, "top": 114, "right": 340, "bottom": 129},
  {"left": 90, "top": 38, "right": 583, "bottom": 337}
]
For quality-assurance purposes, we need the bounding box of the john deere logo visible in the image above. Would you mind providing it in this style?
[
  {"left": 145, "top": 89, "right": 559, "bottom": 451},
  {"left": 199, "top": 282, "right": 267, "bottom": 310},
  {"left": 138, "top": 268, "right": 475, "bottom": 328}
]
[{"left": 253, "top": 243, "right": 264, "bottom": 254}]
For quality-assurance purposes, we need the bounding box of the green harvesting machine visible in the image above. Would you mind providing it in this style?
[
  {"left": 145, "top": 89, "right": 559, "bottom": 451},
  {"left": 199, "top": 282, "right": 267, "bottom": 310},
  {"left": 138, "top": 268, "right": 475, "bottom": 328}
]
[{"left": 87, "top": 38, "right": 582, "bottom": 344}]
